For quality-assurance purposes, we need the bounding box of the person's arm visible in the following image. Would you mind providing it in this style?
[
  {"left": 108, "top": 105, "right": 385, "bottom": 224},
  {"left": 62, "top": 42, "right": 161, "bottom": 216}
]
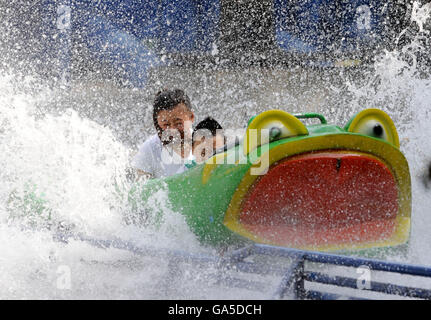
[
  {"left": 136, "top": 169, "right": 153, "bottom": 181},
  {"left": 131, "top": 139, "right": 156, "bottom": 180},
  {"left": 125, "top": 167, "right": 152, "bottom": 182}
]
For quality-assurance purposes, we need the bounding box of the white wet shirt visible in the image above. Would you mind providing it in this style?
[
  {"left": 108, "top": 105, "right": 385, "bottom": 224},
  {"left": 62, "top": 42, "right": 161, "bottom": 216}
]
[{"left": 131, "top": 134, "right": 195, "bottom": 179}]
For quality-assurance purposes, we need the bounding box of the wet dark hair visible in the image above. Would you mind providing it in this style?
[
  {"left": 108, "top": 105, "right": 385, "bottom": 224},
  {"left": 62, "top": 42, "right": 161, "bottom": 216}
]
[{"left": 153, "top": 89, "right": 193, "bottom": 138}]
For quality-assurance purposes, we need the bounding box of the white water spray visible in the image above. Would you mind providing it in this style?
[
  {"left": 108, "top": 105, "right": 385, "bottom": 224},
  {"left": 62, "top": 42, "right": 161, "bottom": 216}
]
[{"left": 0, "top": 1, "right": 430, "bottom": 299}]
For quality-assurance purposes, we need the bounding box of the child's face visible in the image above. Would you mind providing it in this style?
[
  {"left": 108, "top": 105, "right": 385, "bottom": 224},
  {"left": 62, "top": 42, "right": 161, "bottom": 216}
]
[
  {"left": 212, "top": 134, "right": 225, "bottom": 151},
  {"left": 193, "top": 133, "right": 225, "bottom": 163},
  {"left": 157, "top": 103, "right": 194, "bottom": 144}
]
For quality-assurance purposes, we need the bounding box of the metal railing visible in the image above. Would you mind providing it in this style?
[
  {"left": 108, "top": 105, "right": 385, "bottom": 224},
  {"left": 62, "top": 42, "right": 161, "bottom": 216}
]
[
  {"left": 56, "top": 232, "right": 431, "bottom": 300},
  {"left": 233, "top": 244, "right": 431, "bottom": 300}
]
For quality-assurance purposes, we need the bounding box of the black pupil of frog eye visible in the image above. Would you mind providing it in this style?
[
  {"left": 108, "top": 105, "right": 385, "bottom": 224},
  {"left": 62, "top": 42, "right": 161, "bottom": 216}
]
[
  {"left": 269, "top": 127, "right": 282, "bottom": 140},
  {"left": 373, "top": 124, "right": 384, "bottom": 137}
]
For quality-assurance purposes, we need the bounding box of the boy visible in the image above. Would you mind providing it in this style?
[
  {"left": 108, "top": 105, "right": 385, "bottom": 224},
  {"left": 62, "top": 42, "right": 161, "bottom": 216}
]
[
  {"left": 192, "top": 117, "right": 226, "bottom": 164},
  {"left": 131, "top": 89, "right": 195, "bottom": 179}
]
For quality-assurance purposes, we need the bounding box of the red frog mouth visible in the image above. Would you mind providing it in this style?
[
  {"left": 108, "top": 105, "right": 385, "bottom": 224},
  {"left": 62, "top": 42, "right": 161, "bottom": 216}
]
[{"left": 239, "top": 152, "right": 399, "bottom": 248}]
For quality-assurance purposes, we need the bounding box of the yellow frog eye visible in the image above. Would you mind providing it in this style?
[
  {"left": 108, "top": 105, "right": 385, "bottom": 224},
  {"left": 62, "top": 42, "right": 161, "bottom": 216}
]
[
  {"left": 243, "top": 110, "right": 308, "bottom": 155},
  {"left": 345, "top": 109, "right": 400, "bottom": 148}
]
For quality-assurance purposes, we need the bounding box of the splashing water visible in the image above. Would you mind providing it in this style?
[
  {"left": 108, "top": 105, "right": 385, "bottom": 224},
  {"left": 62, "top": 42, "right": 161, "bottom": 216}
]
[
  {"left": 0, "top": 74, "right": 210, "bottom": 299},
  {"left": 0, "top": 1, "right": 430, "bottom": 299}
]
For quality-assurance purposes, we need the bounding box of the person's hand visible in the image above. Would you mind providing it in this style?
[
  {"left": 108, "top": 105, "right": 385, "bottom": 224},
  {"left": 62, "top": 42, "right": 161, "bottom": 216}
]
[
  {"left": 136, "top": 169, "right": 153, "bottom": 181},
  {"left": 126, "top": 168, "right": 153, "bottom": 182}
]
